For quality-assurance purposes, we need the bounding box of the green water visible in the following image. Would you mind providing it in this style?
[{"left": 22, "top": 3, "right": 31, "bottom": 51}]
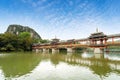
[{"left": 0, "top": 52, "right": 120, "bottom": 80}]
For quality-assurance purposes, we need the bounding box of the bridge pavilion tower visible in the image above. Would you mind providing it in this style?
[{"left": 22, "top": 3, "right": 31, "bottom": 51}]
[
  {"left": 88, "top": 31, "right": 108, "bottom": 54},
  {"left": 51, "top": 37, "right": 60, "bottom": 53}
]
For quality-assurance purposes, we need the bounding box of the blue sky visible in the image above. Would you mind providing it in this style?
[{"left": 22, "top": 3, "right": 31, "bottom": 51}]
[{"left": 0, "top": 0, "right": 120, "bottom": 40}]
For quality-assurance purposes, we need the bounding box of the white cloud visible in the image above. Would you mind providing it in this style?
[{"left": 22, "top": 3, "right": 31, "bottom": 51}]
[{"left": 1, "top": 0, "right": 120, "bottom": 40}]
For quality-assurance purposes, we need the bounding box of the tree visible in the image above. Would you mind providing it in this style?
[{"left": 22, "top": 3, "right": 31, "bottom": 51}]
[
  {"left": 0, "top": 31, "right": 47, "bottom": 52},
  {"left": 0, "top": 33, "right": 18, "bottom": 51},
  {"left": 5, "top": 43, "right": 15, "bottom": 51},
  {"left": 18, "top": 32, "right": 33, "bottom": 51},
  {"left": 40, "top": 39, "right": 50, "bottom": 43}
]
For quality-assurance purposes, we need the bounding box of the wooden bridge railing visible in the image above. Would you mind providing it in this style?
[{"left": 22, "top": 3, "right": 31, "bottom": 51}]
[
  {"left": 32, "top": 41, "right": 120, "bottom": 49},
  {"left": 32, "top": 44, "right": 88, "bottom": 49}
]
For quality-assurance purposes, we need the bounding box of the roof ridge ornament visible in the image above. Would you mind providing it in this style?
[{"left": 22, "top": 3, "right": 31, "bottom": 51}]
[
  {"left": 96, "top": 28, "right": 98, "bottom": 33},
  {"left": 55, "top": 35, "right": 57, "bottom": 39}
]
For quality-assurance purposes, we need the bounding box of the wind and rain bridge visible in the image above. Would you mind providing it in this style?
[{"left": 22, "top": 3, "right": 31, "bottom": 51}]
[{"left": 32, "top": 30, "right": 120, "bottom": 54}]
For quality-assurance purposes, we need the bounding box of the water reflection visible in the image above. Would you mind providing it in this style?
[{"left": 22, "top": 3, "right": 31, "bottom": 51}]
[
  {"left": 81, "top": 51, "right": 94, "bottom": 58},
  {"left": 50, "top": 53, "right": 61, "bottom": 66},
  {"left": 104, "top": 52, "right": 120, "bottom": 61},
  {"left": 0, "top": 53, "right": 41, "bottom": 79},
  {"left": 0, "top": 52, "right": 120, "bottom": 80}
]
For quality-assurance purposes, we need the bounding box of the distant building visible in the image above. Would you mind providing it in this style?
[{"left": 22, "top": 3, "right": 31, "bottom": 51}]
[
  {"left": 88, "top": 31, "right": 108, "bottom": 46},
  {"left": 51, "top": 37, "right": 60, "bottom": 44}
]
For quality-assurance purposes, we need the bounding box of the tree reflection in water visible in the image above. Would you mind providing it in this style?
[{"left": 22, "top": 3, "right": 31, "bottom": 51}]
[
  {"left": 0, "top": 53, "right": 41, "bottom": 79},
  {"left": 0, "top": 52, "right": 119, "bottom": 80}
]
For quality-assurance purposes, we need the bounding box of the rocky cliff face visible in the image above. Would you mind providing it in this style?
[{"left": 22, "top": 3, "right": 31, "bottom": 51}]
[{"left": 6, "top": 24, "right": 41, "bottom": 39}]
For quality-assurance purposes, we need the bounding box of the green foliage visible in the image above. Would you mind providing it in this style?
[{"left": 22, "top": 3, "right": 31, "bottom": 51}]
[
  {"left": 39, "top": 39, "right": 50, "bottom": 43},
  {"left": 0, "top": 33, "right": 18, "bottom": 51},
  {"left": 33, "top": 38, "right": 40, "bottom": 43},
  {"left": 5, "top": 43, "right": 15, "bottom": 51},
  {"left": 18, "top": 32, "right": 31, "bottom": 39},
  {"left": 18, "top": 32, "right": 32, "bottom": 51},
  {"left": 0, "top": 32, "right": 49, "bottom": 52},
  {"left": 0, "top": 32, "right": 33, "bottom": 51}
]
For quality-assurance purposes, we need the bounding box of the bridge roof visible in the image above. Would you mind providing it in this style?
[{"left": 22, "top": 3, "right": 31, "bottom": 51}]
[
  {"left": 107, "top": 34, "right": 120, "bottom": 38},
  {"left": 89, "top": 32, "right": 107, "bottom": 39},
  {"left": 75, "top": 38, "right": 88, "bottom": 41}
]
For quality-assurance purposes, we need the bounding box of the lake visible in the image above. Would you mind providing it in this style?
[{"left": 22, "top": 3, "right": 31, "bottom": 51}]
[{"left": 0, "top": 52, "right": 120, "bottom": 80}]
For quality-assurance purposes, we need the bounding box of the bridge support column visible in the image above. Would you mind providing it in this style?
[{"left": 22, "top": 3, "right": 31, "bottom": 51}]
[
  {"left": 94, "top": 48, "right": 103, "bottom": 53},
  {"left": 35, "top": 49, "right": 39, "bottom": 53},
  {"left": 35, "top": 49, "right": 42, "bottom": 53},
  {"left": 94, "top": 48, "right": 104, "bottom": 58},
  {"left": 67, "top": 48, "right": 75, "bottom": 53},
  {"left": 43, "top": 48, "right": 49, "bottom": 53},
  {"left": 52, "top": 48, "right": 59, "bottom": 54}
]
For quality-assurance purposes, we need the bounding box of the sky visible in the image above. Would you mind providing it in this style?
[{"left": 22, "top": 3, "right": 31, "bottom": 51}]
[{"left": 0, "top": 0, "right": 120, "bottom": 40}]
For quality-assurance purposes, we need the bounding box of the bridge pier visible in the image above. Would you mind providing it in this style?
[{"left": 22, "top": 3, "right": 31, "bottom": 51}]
[
  {"left": 35, "top": 49, "right": 39, "bottom": 53},
  {"left": 94, "top": 48, "right": 103, "bottom": 53},
  {"left": 67, "top": 48, "right": 75, "bottom": 53},
  {"left": 43, "top": 48, "right": 49, "bottom": 53},
  {"left": 94, "top": 48, "right": 104, "bottom": 58},
  {"left": 52, "top": 48, "right": 59, "bottom": 54},
  {"left": 35, "top": 49, "right": 42, "bottom": 53}
]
